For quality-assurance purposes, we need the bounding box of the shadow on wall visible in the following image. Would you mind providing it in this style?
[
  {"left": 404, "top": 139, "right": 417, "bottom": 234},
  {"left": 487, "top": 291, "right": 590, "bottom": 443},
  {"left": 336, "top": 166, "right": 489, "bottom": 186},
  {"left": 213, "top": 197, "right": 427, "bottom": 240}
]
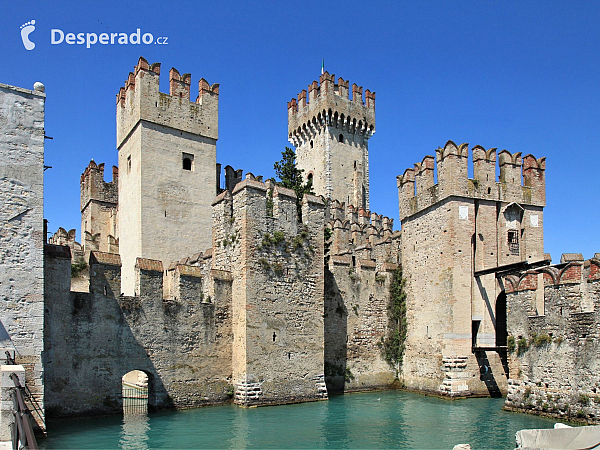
[
  {"left": 324, "top": 268, "right": 349, "bottom": 393},
  {"left": 0, "top": 320, "right": 11, "bottom": 347},
  {"left": 474, "top": 351, "right": 503, "bottom": 398},
  {"left": 44, "top": 249, "right": 175, "bottom": 416}
]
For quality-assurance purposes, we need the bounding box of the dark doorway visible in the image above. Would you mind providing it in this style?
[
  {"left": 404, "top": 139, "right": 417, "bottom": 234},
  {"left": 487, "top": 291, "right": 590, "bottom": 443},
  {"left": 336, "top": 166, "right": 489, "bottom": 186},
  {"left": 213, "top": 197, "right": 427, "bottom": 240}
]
[{"left": 495, "top": 291, "right": 507, "bottom": 347}]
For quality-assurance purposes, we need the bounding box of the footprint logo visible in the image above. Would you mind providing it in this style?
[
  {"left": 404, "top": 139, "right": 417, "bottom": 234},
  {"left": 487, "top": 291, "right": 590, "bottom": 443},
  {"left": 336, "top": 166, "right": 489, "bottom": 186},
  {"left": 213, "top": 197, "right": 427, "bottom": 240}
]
[{"left": 20, "top": 20, "right": 36, "bottom": 50}]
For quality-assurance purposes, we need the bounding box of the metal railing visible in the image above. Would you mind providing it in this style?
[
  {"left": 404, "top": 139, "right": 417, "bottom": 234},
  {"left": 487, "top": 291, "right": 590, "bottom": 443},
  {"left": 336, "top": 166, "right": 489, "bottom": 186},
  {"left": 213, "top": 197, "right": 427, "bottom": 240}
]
[
  {"left": 10, "top": 373, "right": 38, "bottom": 450},
  {"left": 4, "top": 351, "right": 45, "bottom": 428}
]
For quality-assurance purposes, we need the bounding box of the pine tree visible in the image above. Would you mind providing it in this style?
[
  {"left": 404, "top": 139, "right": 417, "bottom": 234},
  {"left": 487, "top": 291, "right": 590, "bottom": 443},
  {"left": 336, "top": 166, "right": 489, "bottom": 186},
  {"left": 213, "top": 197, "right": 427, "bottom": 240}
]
[{"left": 273, "top": 147, "right": 314, "bottom": 219}]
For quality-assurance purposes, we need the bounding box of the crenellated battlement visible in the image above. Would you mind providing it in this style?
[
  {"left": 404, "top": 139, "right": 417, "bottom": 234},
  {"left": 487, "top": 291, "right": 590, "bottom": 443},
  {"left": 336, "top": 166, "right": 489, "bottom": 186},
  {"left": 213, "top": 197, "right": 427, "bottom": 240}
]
[
  {"left": 397, "top": 140, "right": 546, "bottom": 221},
  {"left": 116, "top": 56, "right": 219, "bottom": 148},
  {"left": 287, "top": 71, "right": 375, "bottom": 146},
  {"left": 80, "top": 160, "right": 118, "bottom": 210},
  {"left": 212, "top": 175, "right": 325, "bottom": 239}
]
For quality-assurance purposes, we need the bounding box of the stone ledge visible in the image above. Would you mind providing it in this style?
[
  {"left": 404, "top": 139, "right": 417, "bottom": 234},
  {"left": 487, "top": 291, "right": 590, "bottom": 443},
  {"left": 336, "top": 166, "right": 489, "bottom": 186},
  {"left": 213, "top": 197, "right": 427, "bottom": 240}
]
[{"left": 91, "top": 251, "right": 121, "bottom": 266}]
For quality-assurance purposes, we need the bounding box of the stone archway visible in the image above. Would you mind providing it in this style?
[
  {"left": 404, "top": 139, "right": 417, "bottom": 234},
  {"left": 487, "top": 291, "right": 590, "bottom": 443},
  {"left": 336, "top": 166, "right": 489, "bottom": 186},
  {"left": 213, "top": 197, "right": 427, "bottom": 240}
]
[{"left": 122, "top": 370, "right": 148, "bottom": 414}]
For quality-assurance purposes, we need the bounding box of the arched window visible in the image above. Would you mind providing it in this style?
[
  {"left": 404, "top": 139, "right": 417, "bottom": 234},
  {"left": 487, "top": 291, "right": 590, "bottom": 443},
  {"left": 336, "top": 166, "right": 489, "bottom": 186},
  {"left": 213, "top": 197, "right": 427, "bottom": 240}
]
[
  {"left": 310, "top": 140, "right": 313, "bottom": 148},
  {"left": 339, "top": 134, "right": 344, "bottom": 143},
  {"left": 182, "top": 152, "right": 194, "bottom": 171}
]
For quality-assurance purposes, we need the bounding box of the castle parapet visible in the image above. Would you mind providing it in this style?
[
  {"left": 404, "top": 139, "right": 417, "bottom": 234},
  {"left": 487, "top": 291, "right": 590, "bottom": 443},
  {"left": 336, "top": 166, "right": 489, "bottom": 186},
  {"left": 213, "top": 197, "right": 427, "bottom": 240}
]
[
  {"left": 398, "top": 140, "right": 546, "bottom": 221},
  {"left": 325, "top": 200, "right": 395, "bottom": 254},
  {"left": 117, "top": 56, "right": 219, "bottom": 148},
  {"left": 288, "top": 71, "right": 375, "bottom": 146},
  {"left": 80, "top": 160, "right": 118, "bottom": 208}
]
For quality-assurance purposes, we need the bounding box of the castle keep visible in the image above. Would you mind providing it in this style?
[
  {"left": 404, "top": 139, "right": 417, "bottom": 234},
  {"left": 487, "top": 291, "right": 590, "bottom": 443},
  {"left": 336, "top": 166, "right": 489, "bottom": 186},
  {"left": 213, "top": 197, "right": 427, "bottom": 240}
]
[{"left": 2, "top": 56, "right": 598, "bottom": 430}]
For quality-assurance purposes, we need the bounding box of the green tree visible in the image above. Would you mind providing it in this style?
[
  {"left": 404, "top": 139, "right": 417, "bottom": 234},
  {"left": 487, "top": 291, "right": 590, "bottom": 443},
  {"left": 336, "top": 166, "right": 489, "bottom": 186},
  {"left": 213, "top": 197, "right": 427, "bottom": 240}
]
[
  {"left": 273, "top": 147, "right": 314, "bottom": 219},
  {"left": 380, "top": 268, "right": 408, "bottom": 378}
]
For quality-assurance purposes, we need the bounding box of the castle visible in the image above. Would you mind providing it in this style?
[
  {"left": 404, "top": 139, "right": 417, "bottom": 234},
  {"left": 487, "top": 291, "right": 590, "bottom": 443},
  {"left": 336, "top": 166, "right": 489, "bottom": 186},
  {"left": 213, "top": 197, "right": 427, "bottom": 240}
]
[{"left": 2, "top": 56, "right": 599, "bottom": 435}]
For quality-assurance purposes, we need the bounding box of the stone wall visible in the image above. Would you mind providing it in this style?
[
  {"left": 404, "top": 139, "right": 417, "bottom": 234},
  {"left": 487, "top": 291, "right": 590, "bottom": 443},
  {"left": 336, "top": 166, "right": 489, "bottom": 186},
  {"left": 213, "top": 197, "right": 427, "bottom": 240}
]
[
  {"left": 212, "top": 179, "right": 328, "bottom": 406},
  {"left": 0, "top": 82, "right": 46, "bottom": 430},
  {"left": 397, "top": 141, "right": 546, "bottom": 397},
  {"left": 44, "top": 247, "right": 232, "bottom": 417},
  {"left": 504, "top": 254, "right": 600, "bottom": 423},
  {"left": 323, "top": 199, "right": 400, "bottom": 392}
]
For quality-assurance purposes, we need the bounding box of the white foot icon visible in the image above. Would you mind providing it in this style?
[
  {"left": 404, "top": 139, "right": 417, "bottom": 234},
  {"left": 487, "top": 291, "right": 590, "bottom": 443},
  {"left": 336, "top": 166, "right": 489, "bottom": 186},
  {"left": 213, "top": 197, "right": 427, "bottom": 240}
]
[{"left": 20, "top": 20, "right": 36, "bottom": 50}]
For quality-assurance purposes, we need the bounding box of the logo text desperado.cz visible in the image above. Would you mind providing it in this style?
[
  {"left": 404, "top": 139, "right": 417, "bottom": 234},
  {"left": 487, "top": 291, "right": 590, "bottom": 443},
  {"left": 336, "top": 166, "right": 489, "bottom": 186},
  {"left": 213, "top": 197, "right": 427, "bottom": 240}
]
[{"left": 51, "top": 29, "right": 168, "bottom": 48}]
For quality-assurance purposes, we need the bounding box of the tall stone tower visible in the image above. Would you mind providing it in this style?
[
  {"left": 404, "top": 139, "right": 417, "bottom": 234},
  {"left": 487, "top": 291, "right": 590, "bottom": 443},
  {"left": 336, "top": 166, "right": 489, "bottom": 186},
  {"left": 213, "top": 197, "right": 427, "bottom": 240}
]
[
  {"left": 116, "top": 57, "right": 219, "bottom": 295},
  {"left": 288, "top": 72, "right": 375, "bottom": 209},
  {"left": 397, "top": 141, "right": 546, "bottom": 397},
  {"left": 80, "top": 160, "right": 119, "bottom": 255}
]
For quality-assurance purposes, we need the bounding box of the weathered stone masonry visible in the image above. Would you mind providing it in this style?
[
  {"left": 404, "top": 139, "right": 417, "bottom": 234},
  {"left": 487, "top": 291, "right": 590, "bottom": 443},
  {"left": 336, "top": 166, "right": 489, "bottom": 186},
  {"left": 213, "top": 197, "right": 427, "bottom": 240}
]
[
  {"left": 397, "top": 141, "right": 546, "bottom": 397},
  {"left": 44, "top": 247, "right": 232, "bottom": 416},
  {"left": 504, "top": 254, "right": 600, "bottom": 423},
  {"left": 0, "top": 82, "right": 46, "bottom": 431}
]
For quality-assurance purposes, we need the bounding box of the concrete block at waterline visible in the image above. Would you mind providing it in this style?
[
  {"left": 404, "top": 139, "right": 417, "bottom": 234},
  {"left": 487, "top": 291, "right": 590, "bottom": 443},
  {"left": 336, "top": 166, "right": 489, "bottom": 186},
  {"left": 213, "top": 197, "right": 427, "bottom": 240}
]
[
  {"left": 1, "top": 365, "right": 25, "bottom": 400},
  {"left": 0, "top": 365, "right": 25, "bottom": 442}
]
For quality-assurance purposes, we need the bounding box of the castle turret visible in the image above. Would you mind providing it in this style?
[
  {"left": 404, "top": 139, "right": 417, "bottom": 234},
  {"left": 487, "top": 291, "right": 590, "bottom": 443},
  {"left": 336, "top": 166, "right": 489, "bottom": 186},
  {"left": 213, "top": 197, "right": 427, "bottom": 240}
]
[
  {"left": 80, "top": 160, "right": 119, "bottom": 255},
  {"left": 397, "top": 141, "right": 546, "bottom": 398},
  {"left": 116, "top": 57, "right": 219, "bottom": 295},
  {"left": 288, "top": 72, "right": 375, "bottom": 209}
]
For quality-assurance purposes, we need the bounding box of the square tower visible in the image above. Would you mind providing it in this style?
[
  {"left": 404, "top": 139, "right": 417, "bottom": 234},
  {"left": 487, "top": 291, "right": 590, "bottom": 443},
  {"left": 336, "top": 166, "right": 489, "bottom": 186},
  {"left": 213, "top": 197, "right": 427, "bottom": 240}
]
[
  {"left": 116, "top": 57, "right": 219, "bottom": 295},
  {"left": 397, "top": 141, "right": 546, "bottom": 396},
  {"left": 288, "top": 72, "right": 375, "bottom": 209}
]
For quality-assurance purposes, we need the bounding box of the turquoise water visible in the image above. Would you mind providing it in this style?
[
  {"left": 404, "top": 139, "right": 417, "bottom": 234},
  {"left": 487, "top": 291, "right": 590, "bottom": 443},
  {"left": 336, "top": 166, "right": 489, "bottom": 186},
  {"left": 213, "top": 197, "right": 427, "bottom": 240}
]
[{"left": 42, "top": 390, "right": 561, "bottom": 449}]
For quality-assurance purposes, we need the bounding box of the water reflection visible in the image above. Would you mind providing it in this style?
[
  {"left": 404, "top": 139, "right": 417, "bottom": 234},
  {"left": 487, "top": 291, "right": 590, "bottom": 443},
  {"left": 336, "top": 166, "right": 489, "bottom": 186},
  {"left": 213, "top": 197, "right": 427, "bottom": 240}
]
[
  {"left": 229, "top": 405, "right": 250, "bottom": 449},
  {"left": 120, "top": 411, "right": 150, "bottom": 450}
]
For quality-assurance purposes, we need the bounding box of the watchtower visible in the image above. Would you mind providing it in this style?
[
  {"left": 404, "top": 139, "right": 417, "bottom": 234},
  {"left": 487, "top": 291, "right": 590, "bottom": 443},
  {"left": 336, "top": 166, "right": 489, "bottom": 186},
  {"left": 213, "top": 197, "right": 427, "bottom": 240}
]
[
  {"left": 116, "top": 57, "right": 219, "bottom": 295},
  {"left": 80, "top": 160, "right": 119, "bottom": 255},
  {"left": 288, "top": 72, "right": 375, "bottom": 209},
  {"left": 397, "top": 141, "right": 546, "bottom": 397}
]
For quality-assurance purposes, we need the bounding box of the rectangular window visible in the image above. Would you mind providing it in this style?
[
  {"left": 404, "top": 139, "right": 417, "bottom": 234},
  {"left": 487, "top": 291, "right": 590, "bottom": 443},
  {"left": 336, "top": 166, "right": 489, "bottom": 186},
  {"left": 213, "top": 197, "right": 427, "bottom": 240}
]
[{"left": 508, "top": 229, "right": 519, "bottom": 255}]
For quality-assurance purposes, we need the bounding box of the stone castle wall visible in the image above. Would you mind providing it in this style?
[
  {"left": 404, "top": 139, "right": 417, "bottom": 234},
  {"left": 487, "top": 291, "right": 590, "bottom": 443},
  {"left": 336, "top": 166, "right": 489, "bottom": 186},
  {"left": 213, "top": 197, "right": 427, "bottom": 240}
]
[
  {"left": 0, "top": 82, "right": 46, "bottom": 430},
  {"left": 397, "top": 141, "right": 546, "bottom": 397},
  {"left": 323, "top": 199, "right": 400, "bottom": 391},
  {"left": 44, "top": 246, "right": 233, "bottom": 417},
  {"left": 503, "top": 254, "right": 600, "bottom": 423},
  {"left": 211, "top": 179, "right": 328, "bottom": 405}
]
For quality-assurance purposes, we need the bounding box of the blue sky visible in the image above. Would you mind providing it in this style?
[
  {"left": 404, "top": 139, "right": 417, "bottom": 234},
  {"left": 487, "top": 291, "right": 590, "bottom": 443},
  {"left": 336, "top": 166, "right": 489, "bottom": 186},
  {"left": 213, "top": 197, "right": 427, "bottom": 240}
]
[{"left": 2, "top": 0, "right": 599, "bottom": 261}]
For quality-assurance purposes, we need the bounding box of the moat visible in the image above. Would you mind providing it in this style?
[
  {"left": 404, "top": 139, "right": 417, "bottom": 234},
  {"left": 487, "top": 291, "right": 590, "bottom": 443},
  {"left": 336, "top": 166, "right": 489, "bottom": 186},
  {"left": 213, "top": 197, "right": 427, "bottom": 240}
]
[{"left": 41, "top": 391, "right": 560, "bottom": 449}]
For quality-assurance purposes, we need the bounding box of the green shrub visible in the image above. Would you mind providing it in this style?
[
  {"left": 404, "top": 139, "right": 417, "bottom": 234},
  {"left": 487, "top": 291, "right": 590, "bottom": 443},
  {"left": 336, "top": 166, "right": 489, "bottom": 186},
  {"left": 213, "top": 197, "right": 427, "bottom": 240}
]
[
  {"left": 578, "top": 394, "right": 591, "bottom": 405},
  {"left": 532, "top": 333, "right": 552, "bottom": 347},
  {"left": 272, "top": 231, "right": 285, "bottom": 245},
  {"left": 344, "top": 367, "right": 354, "bottom": 382},
  {"left": 258, "top": 258, "right": 270, "bottom": 271},
  {"left": 517, "top": 338, "right": 529, "bottom": 355},
  {"left": 71, "top": 258, "right": 88, "bottom": 278},
  {"left": 507, "top": 335, "right": 516, "bottom": 353}
]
